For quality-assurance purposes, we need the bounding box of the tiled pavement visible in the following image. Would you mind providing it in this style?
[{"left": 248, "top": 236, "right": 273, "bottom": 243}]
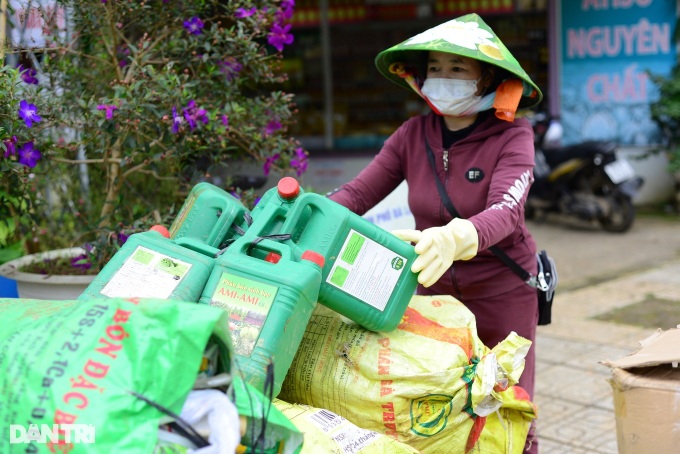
[{"left": 533, "top": 258, "right": 680, "bottom": 453}]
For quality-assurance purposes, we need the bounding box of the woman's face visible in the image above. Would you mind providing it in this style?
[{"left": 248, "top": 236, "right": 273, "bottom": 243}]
[{"left": 426, "top": 51, "right": 490, "bottom": 95}]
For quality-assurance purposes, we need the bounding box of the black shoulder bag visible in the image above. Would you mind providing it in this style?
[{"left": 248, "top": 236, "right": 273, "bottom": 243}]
[{"left": 424, "top": 140, "right": 557, "bottom": 325}]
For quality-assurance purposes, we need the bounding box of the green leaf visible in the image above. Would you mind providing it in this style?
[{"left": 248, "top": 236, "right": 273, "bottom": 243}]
[{"left": 0, "top": 221, "right": 8, "bottom": 245}]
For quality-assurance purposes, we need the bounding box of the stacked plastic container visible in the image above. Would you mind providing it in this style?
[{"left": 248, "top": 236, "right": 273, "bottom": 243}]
[
  {"left": 199, "top": 216, "right": 325, "bottom": 396},
  {"left": 80, "top": 184, "right": 251, "bottom": 301},
  {"left": 254, "top": 177, "right": 419, "bottom": 332},
  {"left": 80, "top": 177, "right": 418, "bottom": 397}
]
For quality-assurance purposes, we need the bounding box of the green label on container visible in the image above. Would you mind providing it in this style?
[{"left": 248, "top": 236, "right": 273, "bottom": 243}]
[
  {"left": 101, "top": 246, "right": 192, "bottom": 299},
  {"left": 210, "top": 272, "right": 278, "bottom": 357},
  {"left": 326, "top": 229, "right": 408, "bottom": 312},
  {"left": 340, "top": 232, "right": 365, "bottom": 265},
  {"left": 330, "top": 266, "right": 350, "bottom": 287}
]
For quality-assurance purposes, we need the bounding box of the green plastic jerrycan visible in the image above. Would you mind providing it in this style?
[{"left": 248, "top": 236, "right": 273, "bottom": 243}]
[
  {"left": 199, "top": 233, "right": 324, "bottom": 398},
  {"left": 248, "top": 177, "right": 307, "bottom": 238},
  {"left": 169, "top": 182, "right": 251, "bottom": 249},
  {"left": 279, "top": 191, "right": 419, "bottom": 332},
  {"left": 80, "top": 225, "right": 216, "bottom": 302}
]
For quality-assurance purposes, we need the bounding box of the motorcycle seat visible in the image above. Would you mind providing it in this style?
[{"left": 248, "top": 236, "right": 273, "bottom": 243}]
[{"left": 542, "top": 141, "right": 617, "bottom": 168}]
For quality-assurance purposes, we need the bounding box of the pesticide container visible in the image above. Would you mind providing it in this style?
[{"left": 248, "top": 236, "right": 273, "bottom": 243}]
[
  {"left": 248, "top": 177, "right": 309, "bottom": 238},
  {"left": 168, "top": 182, "right": 251, "bottom": 249},
  {"left": 277, "top": 189, "right": 419, "bottom": 332},
  {"left": 80, "top": 226, "right": 216, "bottom": 301},
  {"left": 199, "top": 234, "right": 324, "bottom": 398}
]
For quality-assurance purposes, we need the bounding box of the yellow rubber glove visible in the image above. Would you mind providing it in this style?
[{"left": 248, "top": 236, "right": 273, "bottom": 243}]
[{"left": 392, "top": 218, "right": 478, "bottom": 288}]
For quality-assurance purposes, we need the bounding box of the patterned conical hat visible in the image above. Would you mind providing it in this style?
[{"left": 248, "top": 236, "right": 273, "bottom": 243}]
[{"left": 374, "top": 13, "right": 543, "bottom": 109}]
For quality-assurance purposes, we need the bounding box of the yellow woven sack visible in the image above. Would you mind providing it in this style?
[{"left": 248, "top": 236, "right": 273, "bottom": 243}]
[
  {"left": 279, "top": 295, "right": 531, "bottom": 453},
  {"left": 273, "top": 399, "right": 421, "bottom": 453},
  {"left": 472, "top": 386, "right": 537, "bottom": 453}
]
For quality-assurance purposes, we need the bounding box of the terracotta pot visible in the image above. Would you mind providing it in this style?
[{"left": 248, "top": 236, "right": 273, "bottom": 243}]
[{"left": 0, "top": 248, "right": 95, "bottom": 300}]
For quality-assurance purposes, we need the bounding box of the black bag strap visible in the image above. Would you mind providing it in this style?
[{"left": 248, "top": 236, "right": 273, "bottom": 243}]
[{"left": 424, "top": 139, "right": 536, "bottom": 286}]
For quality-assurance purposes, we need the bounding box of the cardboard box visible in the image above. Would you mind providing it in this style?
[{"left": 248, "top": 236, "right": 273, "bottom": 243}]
[{"left": 602, "top": 328, "right": 680, "bottom": 454}]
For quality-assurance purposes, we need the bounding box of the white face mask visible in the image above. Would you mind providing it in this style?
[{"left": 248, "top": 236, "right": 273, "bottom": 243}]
[{"left": 421, "top": 78, "right": 495, "bottom": 117}]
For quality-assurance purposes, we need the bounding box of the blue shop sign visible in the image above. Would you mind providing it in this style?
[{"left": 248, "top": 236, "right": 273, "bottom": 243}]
[{"left": 559, "top": 0, "right": 676, "bottom": 146}]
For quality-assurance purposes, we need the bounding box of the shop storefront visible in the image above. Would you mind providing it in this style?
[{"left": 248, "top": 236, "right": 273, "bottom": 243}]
[
  {"left": 287, "top": 0, "right": 678, "bottom": 208},
  {"left": 283, "top": 0, "right": 549, "bottom": 154}
]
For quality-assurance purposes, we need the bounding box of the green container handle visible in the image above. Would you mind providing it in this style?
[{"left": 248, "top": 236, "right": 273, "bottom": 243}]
[
  {"left": 230, "top": 234, "right": 296, "bottom": 263},
  {"left": 279, "top": 192, "right": 334, "bottom": 245},
  {"left": 175, "top": 237, "right": 220, "bottom": 258}
]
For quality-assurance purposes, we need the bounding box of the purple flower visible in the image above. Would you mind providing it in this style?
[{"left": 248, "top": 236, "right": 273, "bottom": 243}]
[
  {"left": 18, "top": 100, "right": 42, "bottom": 128},
  {"left": 235, "top": 7, "right": 257, "bottom": 18},
  {"left": 70, "top": 253, "right": 92, "bottom": 270},
  {"left": 17, "top": 142, "right": 41, "bottom": 168},
  {"left": 97, "top": 104, "right": 118, "bottom": 120},
  {"left": 196, "top": 110, "right": 209, "bottom": 125},
  {"left": 17, "top": 64, "right": 38, "bottom": 84},
  {"left": 117, "top": 46, "right": 130, "bottom": 68},
  {"left": 263, "top": 153, "right": 280, "bottom": 176},
  {"left": 278, "top": 0, "right": 295, "bottom": 21},
  {"left": 219, "top": 58, "right": 243, "bottom": 81},
  {"left": 3, "top": 136, "right": 18, "bottom": 157},
  {"left": 290, "top": 147, "right": 308, "bottom": 176},
  {"left": 221, "top": 115, "right": 229, "bottom": 127},
  {"left": 264, "top": 119, "right": 282, "bottom": 136},
  {"left": 171, "top": 106, "right": 183, "bottom": 134},
  {"left": 183, "top": 100, "right": 209, "bottom": 131},
  {"left": 183, "top": 16, "right": 204, "bottom": 35},
  {"left": 268, "top": 22, "right": 294, "bottom": 52},
  {"left": 117, "top": 232, "right": 129, "bottom": 246}
]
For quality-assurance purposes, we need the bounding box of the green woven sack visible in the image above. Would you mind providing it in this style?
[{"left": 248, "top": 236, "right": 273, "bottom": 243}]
[
  {"left": 0, "top": 297, "right": 234, "bottom": 453},
  {"left": 231, "top": 375, "right": 303, "bottom": 454}
]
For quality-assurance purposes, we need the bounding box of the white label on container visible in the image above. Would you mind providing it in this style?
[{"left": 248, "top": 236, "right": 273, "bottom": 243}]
[
  {"left": 326, "top": 230, "right": 407, "bottom": 311},
  {"left": 100, "top": 246, "right": 192, "bottom": 298},
  {"left": 307, "top": 409, "right": 380, "bottom": 453}
]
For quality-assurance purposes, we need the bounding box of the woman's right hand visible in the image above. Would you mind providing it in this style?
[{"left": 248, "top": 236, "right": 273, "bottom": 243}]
[{"left": 392, "top": 218, "right": 478, "bottom": 287}]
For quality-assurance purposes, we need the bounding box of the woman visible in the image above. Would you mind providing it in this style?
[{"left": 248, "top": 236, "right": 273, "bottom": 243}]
[{"left": 328, "top": 13, "right": 543, "bottom": 452}]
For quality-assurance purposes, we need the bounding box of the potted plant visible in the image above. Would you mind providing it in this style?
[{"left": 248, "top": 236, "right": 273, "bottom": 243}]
[{"left": 1, "top": 0, "right": 307, "bottom": 297}]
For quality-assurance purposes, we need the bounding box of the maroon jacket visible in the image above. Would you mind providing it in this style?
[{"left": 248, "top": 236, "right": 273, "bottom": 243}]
[{"left": 329, "top": 111, "right": 538, "bottom": 301}]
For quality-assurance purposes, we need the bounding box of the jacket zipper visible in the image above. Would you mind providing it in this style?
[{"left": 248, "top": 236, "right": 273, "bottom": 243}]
[{"left": 441, "top": 146, "right": 461, "bottom": 297}]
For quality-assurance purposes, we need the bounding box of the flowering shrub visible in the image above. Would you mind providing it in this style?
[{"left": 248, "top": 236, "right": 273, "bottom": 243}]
[
  {"left": 0, "top": 66, "right": 48, "bottom": 250},
  {"left": 2, "top": 0, "right": 307, "bottom": 272}
]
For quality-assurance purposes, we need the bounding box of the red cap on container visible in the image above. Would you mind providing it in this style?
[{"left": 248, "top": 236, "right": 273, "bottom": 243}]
[
  {"left": 149, "top": 224, "right": 170, "bottom": 238},
  {"left": 264, "top": 252, "right": 281, "bottom": 264},
  {"left": 301, "top": 250, "right": 325, "bottom": 268},
  {"left": 277, "top": 177, "right": 300, "bottom": 200}
]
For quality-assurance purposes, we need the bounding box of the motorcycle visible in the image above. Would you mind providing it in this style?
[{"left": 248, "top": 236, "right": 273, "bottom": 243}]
[{"left": 526, "top": 113, "right": 644, "bottom": 233}]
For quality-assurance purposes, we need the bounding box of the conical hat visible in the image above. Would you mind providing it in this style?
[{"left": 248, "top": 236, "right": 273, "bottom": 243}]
[{"left": 374, "top": 13, "right": 543, "bottom": 109}]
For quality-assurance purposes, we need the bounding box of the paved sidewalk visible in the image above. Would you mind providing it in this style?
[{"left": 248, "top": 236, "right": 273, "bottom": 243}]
[{"left": 533, "top": 258, "right": 680, "bottom": 453}]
